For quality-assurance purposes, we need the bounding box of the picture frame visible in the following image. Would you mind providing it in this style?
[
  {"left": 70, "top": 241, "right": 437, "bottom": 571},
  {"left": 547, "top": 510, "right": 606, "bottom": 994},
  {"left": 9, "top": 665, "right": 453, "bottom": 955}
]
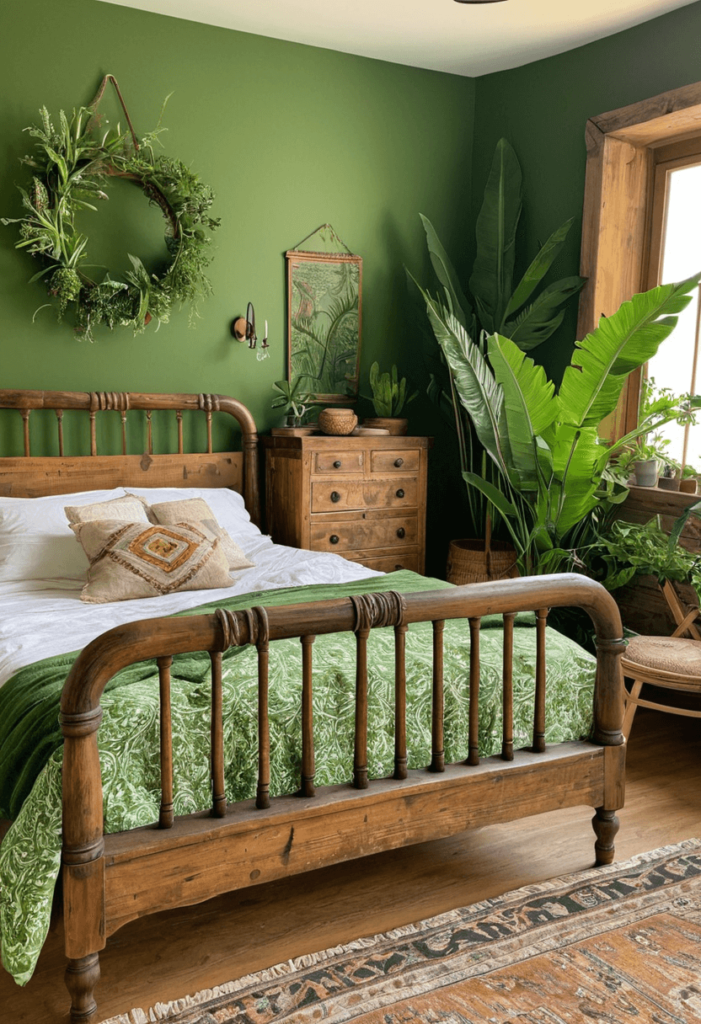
[{"left": 286, "top": 249, "right": 362, "bottom": 404}]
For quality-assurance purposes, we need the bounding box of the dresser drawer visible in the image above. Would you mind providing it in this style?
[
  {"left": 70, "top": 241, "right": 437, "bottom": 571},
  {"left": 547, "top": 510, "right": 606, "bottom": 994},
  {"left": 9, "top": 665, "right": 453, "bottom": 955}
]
[
  {"left": 312, "top": 451, "right": 364, "bottom": 475},
  {"left": 310, "top": 478, "right": 418, "bottom": 513},
  {"left": 370, "top": 449, "right": 420, "bottom": 474},
  {"left": 310, "top": 514, "right": 418, "bottom": 553},
  {"left": 349, "top": 550, "right": 420, "bottom": 573}
]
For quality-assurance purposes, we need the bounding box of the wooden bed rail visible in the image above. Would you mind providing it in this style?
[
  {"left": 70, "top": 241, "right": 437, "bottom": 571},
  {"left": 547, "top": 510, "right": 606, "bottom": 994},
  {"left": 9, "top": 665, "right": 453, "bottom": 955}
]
[
  {"left": 57, "top": 573, "right": 625, "bottom": 1022},
  {"left": 0, "top": 389, "right": 260, "bottom": 524}
]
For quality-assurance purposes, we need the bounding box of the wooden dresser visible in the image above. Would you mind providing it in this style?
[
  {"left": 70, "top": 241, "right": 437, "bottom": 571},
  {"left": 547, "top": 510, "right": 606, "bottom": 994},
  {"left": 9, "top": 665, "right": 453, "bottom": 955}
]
[{"left": 263, "top": 434, "right": 429, "bottom": 573}]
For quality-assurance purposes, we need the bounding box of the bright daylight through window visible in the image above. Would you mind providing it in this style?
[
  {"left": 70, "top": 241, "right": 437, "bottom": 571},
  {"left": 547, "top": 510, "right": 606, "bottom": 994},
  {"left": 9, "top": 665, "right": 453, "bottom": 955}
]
[{"left": 646, "top": 159, "right": 701, "bottom": 471}]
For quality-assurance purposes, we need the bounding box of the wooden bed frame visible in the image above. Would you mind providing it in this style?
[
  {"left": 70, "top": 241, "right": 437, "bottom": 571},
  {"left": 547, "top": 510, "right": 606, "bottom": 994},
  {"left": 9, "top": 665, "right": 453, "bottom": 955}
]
[{"left": 0, "top": 389, "right": 627, "bottom": 1024}]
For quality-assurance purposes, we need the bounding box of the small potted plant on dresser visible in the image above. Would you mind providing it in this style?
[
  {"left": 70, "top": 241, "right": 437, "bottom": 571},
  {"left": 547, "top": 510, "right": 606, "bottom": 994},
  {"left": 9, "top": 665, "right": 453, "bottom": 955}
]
[
  {"left": 363, "top": 362, "right": 417, "bottom": 435},
  {"left": 271, "top": 375, "right": 318, "bottom": 436}
]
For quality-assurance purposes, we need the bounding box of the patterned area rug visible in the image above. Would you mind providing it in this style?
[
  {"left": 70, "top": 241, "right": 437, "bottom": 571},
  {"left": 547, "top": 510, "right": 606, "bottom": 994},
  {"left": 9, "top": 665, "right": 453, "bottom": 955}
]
[{"left": 102, "top": 838, "right": 701, "bottom": 1024}]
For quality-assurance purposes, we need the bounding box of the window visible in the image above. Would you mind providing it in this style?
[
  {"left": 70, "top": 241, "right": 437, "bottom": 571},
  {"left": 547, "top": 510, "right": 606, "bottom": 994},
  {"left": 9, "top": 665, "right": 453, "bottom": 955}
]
[{"left": 645, "top": 141, "right": 701, "bottom": 471}]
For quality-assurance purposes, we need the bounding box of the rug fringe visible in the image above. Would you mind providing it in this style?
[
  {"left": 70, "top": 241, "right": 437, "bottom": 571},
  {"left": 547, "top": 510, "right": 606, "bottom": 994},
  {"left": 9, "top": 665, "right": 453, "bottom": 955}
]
[{"left": 99, "top": 838, "right": 701, "bottom": 1024}]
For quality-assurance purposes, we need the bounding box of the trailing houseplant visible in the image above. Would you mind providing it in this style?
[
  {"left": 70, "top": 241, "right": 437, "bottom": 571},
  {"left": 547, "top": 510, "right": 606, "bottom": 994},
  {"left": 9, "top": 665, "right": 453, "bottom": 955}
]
[
  {"left": 2, "top": 77, "right": 220, "bottom": 342},
  {"left": 414, "top": 273, "right": 701, "bottom": 576}
]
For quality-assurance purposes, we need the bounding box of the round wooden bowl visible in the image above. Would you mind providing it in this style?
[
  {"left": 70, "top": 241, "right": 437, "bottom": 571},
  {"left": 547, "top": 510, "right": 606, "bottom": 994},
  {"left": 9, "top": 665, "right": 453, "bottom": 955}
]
[{"left": 318, "top": 407, "right": 358, "bottom": 435}]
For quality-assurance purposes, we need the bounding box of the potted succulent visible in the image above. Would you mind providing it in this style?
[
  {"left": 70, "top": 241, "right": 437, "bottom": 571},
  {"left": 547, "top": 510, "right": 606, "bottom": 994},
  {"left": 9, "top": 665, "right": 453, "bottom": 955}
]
[
  {"left": 363, "top": 362, "right": 418, "bottom": 435},
  {"left": 271, "top": 375, "right": 319, "bottom": 435}
]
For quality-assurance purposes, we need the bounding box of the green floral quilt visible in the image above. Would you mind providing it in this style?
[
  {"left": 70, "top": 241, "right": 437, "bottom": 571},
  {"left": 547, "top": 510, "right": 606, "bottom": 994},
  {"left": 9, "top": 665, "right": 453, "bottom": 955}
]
[{"left": 0, "top": 572, "right": 596, "bottom": 985}]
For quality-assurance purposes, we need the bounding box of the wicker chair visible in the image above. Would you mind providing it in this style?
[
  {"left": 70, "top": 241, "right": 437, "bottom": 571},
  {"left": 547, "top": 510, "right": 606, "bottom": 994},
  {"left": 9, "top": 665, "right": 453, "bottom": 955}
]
[{"left": 621, "top": 581, "right": 701, "bottom": 739}]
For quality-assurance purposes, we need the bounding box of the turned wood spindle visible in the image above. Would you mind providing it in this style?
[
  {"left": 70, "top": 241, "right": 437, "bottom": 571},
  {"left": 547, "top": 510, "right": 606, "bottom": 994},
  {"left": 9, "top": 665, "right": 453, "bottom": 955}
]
[
  {"left": 301, "top": 635, "right": 316, "bottom": 797},
  {"left": 532, "top": 608, "right": 548, "bottom": 754},
  {"left": 21, "top": 408, "right": 31, "bottom": 457},
  {"left": 354, "top": 627, "right": 370, "bottom": 789},
  {"left": 158, "top": 656, "right": 174, "bottom": 829},
  {"left": 430, "top": 619, "right": 445, "bottom": 772},
  {"left": 89, "top": 410, "right": 97, "bottom": 457},
  {"left": 210, "top": 652, "right": 226, "bottom": 817},
  {"left": 176, "top": 410, "right": 183, "bottom": 455},
  {"left": 394, "top": 623, "right": 408, "bottom": 780},
  {"left": 56, "top": 408, "right": 64, "bottom": 457},
  {"left": 256, "top": 637, "right": 271, "bottom": 810},
  {"left": 467, "top": 617, "right": 481, "bottom": 766},
  {"left": 65, "top": 953, "right": 101, "bottom": 1024},
  {"left": 502, "top": 612, "right": 515, "bottom": 761}
]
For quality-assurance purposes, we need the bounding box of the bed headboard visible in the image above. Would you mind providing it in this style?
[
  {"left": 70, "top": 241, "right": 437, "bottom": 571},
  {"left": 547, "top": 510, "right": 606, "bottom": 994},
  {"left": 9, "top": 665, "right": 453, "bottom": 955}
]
[{"left": 0, "top": 390, "right": 260, "bottom": 526}]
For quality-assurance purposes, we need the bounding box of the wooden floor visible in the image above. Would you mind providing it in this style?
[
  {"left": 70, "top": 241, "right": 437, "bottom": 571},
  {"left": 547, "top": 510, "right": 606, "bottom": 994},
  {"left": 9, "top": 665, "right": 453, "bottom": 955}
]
[{"left": 3, "top": 708, "right": 700, "bottom": 1024}]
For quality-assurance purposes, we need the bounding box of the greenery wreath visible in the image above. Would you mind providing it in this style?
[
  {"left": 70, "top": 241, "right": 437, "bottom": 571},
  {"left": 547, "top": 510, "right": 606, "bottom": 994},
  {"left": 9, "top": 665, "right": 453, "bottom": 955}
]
[{"left": 3, "top": 76, "right": 220, "bottom": 342}]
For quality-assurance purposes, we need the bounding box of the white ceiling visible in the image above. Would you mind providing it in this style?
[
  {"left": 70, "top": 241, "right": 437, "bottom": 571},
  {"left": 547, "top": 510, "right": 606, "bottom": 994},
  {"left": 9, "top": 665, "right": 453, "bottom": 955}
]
[{"left": 97, "top": 0, "right": 697, "bottom": 77}]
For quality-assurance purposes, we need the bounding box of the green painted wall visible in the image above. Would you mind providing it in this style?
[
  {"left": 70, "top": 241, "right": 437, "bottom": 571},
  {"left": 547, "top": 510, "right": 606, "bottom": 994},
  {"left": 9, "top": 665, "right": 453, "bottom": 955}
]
[
  {"left": 473, "top": 0, "right": 701, "bottom": 385},
  {"left": 0, "top": 0, "right": 475, "bottom": 435}
]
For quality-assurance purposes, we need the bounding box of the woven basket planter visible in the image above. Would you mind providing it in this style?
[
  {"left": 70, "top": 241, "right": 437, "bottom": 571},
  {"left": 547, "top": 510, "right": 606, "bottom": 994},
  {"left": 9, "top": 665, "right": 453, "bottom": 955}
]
[{"left": 446, "top": 538, "right": 519, "bottom": 586}]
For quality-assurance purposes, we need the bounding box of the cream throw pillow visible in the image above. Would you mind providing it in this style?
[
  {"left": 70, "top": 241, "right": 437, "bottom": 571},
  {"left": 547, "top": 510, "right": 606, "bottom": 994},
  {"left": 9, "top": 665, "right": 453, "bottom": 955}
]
[
  {"left": 71, "top": 520, "right": 234, "bottom": 604},
  {"left": 148, "top": 497, "right": 254, "bottom": 572},
  {"left": 65, "top": 494, "right": 150, "bottom": 525}
]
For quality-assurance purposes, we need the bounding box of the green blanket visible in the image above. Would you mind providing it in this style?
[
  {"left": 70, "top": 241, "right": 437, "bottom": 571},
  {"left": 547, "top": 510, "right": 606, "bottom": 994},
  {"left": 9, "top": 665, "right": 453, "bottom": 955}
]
[{"left": 0, "top": 572, "right": 596, "bottom": 986}]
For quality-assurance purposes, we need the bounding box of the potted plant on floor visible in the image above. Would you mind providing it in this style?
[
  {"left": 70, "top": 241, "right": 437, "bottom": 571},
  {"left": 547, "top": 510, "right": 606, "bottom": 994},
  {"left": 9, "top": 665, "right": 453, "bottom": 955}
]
[
  {"left": 363, "top": 362, "right": 417, "bottom": 435},
  {"left": 413, "top": 273, "right": 701, "bottom": 576}
]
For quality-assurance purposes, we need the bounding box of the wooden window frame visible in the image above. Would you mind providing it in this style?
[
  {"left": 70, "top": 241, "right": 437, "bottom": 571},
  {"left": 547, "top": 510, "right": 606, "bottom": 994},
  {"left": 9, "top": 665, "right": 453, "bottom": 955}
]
[{"left": 578, "top": 82, "right": 701, "bottom": 442}]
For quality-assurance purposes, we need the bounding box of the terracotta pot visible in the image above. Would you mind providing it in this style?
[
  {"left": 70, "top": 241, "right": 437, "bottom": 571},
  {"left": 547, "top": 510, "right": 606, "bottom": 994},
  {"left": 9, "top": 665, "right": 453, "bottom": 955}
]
[
  {"left": 362, "top": 417, "right": 408, "bottom": 436},
  {"left": 680, "top": 478, "right": 698, "bottom": 494}
]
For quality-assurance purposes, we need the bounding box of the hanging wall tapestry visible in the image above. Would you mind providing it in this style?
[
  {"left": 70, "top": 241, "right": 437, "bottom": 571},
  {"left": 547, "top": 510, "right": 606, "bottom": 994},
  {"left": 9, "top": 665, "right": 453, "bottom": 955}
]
[
  {"left": 286, "top": 225, "right": 362, "bottom": 403},
  {"left": 2, "top": 75, "right": 220, "bottom": 342}
]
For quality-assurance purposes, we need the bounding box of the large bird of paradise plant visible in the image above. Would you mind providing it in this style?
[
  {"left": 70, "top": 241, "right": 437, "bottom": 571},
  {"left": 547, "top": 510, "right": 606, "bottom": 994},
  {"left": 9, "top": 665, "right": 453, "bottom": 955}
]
[{"left": 414, "top": 274, "right": 701, "bottom": 575}]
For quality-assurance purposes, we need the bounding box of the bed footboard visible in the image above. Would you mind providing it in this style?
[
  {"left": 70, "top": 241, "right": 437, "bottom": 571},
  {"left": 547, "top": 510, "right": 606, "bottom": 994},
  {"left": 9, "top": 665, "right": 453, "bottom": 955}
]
[{"left": 58, "top": 573, "right": 625, "bottom": 1022}]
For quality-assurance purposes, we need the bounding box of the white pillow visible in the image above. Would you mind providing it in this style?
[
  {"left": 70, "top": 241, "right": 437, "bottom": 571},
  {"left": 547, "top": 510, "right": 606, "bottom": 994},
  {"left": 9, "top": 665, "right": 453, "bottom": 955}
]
[
  {"left": 0, "top": 488, "right": 125, "bottom": 582},
  {"left": 122, "top": 488, "right": 262, "bottom": 544}
]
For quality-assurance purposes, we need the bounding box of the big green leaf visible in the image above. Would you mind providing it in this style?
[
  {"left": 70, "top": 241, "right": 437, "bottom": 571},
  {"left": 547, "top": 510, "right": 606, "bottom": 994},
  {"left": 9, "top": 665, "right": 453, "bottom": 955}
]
[
  {"left": 419, "top": 214, "right": 471, "bottom": 330},
  {"left": 558, "top": 276, "right": 701, "bottom": 428},
  {"left": 488, "top": 333, "right": 556, "bottom": 490},
  {"left": 469, "top": 138, "right": 522, "bottom": 334},
  {"left": 503, "top": 217, "right": 577, "bottom": 321},
  {"left": 503, "top": 276, "right": 586, "bottom": 351},
  {"left": 421, "top": 288, "right": 509, "bottom": 476}
]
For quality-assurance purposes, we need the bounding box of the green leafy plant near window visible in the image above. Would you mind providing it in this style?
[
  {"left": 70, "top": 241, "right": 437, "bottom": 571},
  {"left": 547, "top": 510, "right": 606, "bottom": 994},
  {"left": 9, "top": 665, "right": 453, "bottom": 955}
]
[
  {"left": 412, "top": 138, "right": 586, "bottom": 536},
  {"left": 413, "top": 273, "right": 701, "bottom": 575},
  {"left": 589, "top": 517, "right": 701, "bottom": 601},
  {"left": 609, "top": 377, "right": 698, "bottom": 482},
  {"left": 2, "top": 84, "right": 220, "bottom": 342}
]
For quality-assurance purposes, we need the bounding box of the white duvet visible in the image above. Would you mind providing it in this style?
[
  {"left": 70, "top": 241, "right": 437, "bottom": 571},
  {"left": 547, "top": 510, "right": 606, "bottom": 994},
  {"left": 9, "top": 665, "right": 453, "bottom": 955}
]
[{"left": 0, "top": 486, "right": 381, "bottom": 688}]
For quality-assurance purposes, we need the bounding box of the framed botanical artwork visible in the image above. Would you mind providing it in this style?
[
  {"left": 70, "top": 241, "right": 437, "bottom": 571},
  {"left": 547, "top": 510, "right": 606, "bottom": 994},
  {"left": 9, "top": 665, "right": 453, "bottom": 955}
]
[{"left": 286, "top": 249, "right": 362, "bottom": 404}]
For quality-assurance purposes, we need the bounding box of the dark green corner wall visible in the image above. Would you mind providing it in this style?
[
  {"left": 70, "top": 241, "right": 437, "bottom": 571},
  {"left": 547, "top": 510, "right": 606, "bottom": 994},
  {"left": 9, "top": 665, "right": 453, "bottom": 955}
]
[
  {"left": 472, "top": 0, "right": 701, "bottom": 385},
  {"left": 0, "top": 0, "right": 475, "bottom": 436}
]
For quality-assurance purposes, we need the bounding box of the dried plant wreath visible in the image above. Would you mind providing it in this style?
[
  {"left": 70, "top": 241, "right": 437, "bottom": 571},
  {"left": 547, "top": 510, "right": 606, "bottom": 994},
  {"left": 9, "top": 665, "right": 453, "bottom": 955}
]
[{"left": 2, "top": 76, "right": 220, "bottom": 342}]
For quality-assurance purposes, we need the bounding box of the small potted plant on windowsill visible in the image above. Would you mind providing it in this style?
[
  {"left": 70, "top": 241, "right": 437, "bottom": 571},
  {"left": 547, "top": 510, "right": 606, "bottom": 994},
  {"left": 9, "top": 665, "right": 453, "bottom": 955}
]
[
  {"left": 363, "top": 362, "right": 418, "bottom": 435},
  {"left": 270, "top": 375, "right": 319, "bottom": 436},
  {"left": 658, "top": 459, "right": 681, "bottom": 491},
  {"left": 680, "top": 463, "right": 699, "bottom": 494}
]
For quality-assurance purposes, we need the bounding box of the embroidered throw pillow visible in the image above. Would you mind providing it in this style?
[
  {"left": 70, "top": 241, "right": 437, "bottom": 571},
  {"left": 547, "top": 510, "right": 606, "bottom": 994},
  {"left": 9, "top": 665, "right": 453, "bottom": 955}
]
[
  {"left": 147, "top": 497, "right": 254, "bottom": 572},
  {"left": 71, "top": 520, "right": 234, "bottom": 604},
  {"left": 64, "top": 494, "right": 150, "bottom": 525}
]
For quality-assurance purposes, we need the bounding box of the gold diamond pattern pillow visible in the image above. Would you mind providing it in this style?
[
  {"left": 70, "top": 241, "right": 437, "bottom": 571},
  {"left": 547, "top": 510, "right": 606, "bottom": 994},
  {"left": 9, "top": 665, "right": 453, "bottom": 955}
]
[
  {"left": 148, "top": 497, "right": 254, "bottom": 572},
  {"left": 71, "top": 520, "right": 234, "bottom": 604}
]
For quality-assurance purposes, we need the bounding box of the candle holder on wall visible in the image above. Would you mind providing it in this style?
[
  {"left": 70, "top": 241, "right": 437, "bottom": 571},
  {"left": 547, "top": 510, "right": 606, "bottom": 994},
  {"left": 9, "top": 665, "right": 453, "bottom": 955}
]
[{"left": 231, "top": 302, "right": 269, "bottom": 359}]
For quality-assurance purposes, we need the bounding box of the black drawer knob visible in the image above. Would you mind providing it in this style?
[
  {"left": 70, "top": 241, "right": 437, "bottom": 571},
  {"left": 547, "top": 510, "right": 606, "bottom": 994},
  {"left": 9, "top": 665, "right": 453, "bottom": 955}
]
[
  {"left": 333, "top": 460, "right": 342, "bottom": 469},
  {"left": 395, "top": 564, "right": 403, "bottom": 570},
  {"left": 396, "top": 527, "right": 405, "bottom": 539},
  {"left": 330, "top": 491, "right": 341, "bottom": 503},
  {"left": 396, "top": 488, "right": 405, "bottom": 499},
  {"left": 394, "top": 458, "right": 404, "bottom": 467},
  {"left": 330, "top": 534, "right": 339, "bottom": 545}
]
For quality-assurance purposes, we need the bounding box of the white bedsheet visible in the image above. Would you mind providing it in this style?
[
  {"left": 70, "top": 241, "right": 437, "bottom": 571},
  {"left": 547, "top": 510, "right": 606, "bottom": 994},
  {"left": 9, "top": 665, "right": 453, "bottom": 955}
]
[{"left": 0, "top": 533, "right": 381, "bottom": 688}]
